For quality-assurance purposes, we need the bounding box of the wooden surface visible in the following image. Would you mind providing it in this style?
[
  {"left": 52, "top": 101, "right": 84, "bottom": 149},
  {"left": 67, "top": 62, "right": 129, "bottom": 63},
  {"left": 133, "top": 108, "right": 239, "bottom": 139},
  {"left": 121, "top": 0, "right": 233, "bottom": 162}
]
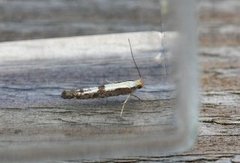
[
  {"left": 0, "top": 32, "right": 176, "bottom": 142},
  {"left": 0, "top": 0, "right": 240, "bottom": 162}
]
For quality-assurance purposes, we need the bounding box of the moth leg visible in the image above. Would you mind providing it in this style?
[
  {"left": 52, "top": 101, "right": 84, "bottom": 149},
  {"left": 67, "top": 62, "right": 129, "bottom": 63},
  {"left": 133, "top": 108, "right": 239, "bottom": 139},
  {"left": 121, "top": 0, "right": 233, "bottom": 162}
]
[
  {"left": 131, "top": 94, "right": 143, "bottom": 102},
  {"left": 120, "top": 94, "right": 131, "bottom": 117},
  {"left": 132, "top": 94, "right": 148, "bottom": 108}
]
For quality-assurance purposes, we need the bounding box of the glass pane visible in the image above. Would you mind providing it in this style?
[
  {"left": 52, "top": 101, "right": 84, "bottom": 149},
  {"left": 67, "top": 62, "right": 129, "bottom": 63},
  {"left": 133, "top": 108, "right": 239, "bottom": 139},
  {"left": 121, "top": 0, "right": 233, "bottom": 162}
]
[{"left": 0, "top": 0, "right": 198, "bottom": 161}]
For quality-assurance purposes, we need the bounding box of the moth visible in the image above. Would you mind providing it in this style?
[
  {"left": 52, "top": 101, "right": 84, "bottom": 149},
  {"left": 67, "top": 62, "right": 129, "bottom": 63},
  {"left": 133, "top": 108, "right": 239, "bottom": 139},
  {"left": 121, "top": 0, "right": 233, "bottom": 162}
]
[{"left": 61, "top": 39, "right": 144, "bottom": 116}]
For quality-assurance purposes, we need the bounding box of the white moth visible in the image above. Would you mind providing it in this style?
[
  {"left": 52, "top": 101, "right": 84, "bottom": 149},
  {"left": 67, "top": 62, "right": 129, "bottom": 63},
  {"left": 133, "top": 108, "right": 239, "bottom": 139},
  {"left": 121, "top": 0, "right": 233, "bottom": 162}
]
[{"left": 62, "top": 39, "right": 144, "bottom": 116}]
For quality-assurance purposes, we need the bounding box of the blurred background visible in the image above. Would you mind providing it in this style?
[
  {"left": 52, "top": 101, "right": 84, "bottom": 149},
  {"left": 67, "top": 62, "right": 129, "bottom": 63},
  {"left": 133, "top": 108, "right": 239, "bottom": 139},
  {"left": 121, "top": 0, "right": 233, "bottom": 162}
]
[{"left": 0, "top": 0, "right": 239, "bottom": 47}]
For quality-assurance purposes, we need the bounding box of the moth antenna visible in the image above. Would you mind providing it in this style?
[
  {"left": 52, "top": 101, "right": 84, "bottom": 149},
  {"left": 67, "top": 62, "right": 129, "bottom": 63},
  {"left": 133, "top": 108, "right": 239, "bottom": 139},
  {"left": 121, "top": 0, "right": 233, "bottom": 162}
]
[{"left": 128, "top": 39, "right": 142, "bottom": 79}]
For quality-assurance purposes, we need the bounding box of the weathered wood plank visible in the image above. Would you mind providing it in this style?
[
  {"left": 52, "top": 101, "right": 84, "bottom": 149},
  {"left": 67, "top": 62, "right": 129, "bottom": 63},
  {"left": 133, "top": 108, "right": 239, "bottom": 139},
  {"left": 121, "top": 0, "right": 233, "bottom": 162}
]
[
  {"left": 0, "top": 0, "right": 239, "bottom": 162},
  {"left": 0, "top": 33, "right": 177, "bottom": 157}
]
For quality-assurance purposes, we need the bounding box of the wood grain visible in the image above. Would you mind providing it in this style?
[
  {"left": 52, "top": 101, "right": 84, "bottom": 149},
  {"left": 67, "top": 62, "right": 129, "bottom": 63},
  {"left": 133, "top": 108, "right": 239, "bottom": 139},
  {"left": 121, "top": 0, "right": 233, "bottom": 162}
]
[{"left": 0, "top": 0, "right": 239, "bottom": 162}]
